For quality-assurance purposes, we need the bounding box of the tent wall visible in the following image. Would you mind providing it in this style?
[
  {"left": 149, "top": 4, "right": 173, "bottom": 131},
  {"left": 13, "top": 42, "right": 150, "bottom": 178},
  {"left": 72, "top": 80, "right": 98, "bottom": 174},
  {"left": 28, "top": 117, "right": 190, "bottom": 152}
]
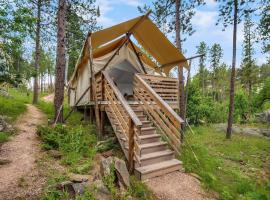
[{"left": 68, "top": 45, "right": 153, "bottom": 107}]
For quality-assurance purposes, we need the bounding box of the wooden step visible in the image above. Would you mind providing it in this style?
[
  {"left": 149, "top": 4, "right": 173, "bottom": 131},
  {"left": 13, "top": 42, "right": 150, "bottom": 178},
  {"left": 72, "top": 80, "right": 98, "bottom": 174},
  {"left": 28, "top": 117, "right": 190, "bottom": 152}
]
[
  {"left": 137, "top": 115, "right": 147, "bottom": 121},
  {"left": 140, "top": 127, "right": 156, "bottom": 135},
  {"left": 141, "top": 120, "right": 152, "bottom": 128},
  {"left": 139, "top": 150, "right": 174, "bottom": 166},
  {"left": 139, "top": 141, "right": 167, "bottom": 154},
  {"left": 135, "top": 159, "right": 182, "bottom": 180},
  {"left": 138, "top": 133, "right": 160, "bottom": 144},
  {"left": 133, "top": 110, "right": 144, "bottom": 115}
]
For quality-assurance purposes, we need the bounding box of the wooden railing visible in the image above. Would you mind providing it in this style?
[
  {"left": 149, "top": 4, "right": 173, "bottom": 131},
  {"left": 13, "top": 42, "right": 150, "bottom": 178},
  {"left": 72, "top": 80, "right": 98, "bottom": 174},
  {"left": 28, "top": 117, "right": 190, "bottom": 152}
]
[
  {"left": 133, "top": 74, "right": 183, "bottom": 154},
  {"left": 138, "top": 74, "right": 178, "bottom": 104},
  {"left": 102, "top": 71, "right": 142, "bottom": 172}
]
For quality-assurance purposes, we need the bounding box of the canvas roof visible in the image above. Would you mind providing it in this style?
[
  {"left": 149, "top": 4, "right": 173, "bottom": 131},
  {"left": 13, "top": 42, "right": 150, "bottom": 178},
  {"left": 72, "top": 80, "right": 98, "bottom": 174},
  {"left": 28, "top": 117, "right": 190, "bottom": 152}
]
[{"left": 69, "top": 14, "right": 187, "bottom": 84}]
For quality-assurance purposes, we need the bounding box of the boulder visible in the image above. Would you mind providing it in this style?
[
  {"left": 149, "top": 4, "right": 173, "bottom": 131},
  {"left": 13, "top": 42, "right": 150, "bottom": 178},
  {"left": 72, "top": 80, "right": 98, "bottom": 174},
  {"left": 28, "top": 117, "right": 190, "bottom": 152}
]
[
  {"left": 93, "top": 180, "right": 111, "bottom": 200},
  {"left": 261, "top": 129, "right": 270, "bottom": 137},
  {"left": 69, "top": 173, "right": 90, "bottom": 183},
  {"left": 100, "top": 156, "right": 114, "bottom": 177},
  {"left": 114, "top": 158, "right": 130, "bottom": 188},
  {"left": 256, "top": 109, "right": 270, "bottom": 123}
]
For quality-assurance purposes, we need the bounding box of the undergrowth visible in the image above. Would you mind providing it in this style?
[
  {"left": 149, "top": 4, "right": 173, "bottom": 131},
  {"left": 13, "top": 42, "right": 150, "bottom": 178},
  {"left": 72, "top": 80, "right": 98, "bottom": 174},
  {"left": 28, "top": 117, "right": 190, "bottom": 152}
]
[
  {"left": 0, "top": 88, "right": 31, "bottom": 121},
  {"left": 181, "top": 126, "right": 270, "bottom": 200},
  {"left": 37, "top": 124, "right": 97, "bottom": 174}
]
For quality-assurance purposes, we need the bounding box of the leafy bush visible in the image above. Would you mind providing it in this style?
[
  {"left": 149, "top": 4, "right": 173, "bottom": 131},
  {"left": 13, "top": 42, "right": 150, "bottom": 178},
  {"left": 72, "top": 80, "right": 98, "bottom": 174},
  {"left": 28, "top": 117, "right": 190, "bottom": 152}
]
[
  {"left": 254, "top": 77, "right": 270, "bottom": 111},
  {"left": 234, "top": 89, "right": 249, "bottom": 123}
]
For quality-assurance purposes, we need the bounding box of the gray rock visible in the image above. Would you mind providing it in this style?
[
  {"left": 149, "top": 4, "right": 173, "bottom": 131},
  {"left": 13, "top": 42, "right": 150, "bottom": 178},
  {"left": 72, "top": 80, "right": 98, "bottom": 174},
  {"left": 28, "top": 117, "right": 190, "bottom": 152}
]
[
  {"left": 69, "top": 173, "right": 89, "bottom": 183},
  {"left": 261, "top": 129, "right": 270, "bottom": 137},
  {"left": 0, "top": 124, "right": 4, "bottom": 132},
  {"left": 93, "top": 180, "right": 111, "bottom": 200},
  {"left": 114, "top": 158, "right": 130, "bottom": 188},
  {"left": 100, "top": 156, "right": 114, "bottom": 177},
  {"left": 256, "top": 109, "right": 270, "bottom": 123}
]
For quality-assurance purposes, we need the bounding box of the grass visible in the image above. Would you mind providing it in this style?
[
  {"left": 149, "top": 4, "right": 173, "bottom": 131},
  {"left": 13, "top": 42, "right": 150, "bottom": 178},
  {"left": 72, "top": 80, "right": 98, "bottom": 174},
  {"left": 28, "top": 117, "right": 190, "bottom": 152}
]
[
  {"left": 181, "top": 125, "right": 270, "bottom": 200},
  {"left": 0, "top": 131, "right": 9, "bottom": 143},
  {"left": 0, "top": 88, "right": 32, "bottom": 121}
]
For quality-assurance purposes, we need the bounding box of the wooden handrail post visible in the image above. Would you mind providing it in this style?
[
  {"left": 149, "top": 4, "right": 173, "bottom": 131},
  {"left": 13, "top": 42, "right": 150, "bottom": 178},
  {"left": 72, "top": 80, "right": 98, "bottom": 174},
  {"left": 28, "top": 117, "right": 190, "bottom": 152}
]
[{"left": 128, "top": 118, "right": 135, "bottom": 173}]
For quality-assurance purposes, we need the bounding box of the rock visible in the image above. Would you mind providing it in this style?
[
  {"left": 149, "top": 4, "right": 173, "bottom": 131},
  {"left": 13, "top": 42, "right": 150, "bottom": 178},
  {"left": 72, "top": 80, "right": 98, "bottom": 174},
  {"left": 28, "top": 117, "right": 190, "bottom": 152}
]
[
  {"left": 256, "top": 109, "right": 270, "bottom": 123},
  {"left": 100, "top": 156, "right": 114, "bottom": 177},
  {"left": 0, "top": 159, "right": 11, "bottom": 165},
  {"left": 48, "top": 150, "right": 62, "bottom": 159},
  {"left": 93, "top": 180, "right": 111, "bottom": 200},
  {"left": 242, "top": 128, "right": 261, "bottom": 136},
  {"left": 114, "top": 158, "right": 130, "bottom": 188},
  {"left": 72, "top": 182, "right": 86, "bottom": 195},
  {"left": 101, "top": 149, "right": 113, "bottom": 158},
  {"left": 69, "top": 173, "right": 89, "bottom": 183},
  {"left": 261, "top": 129, "right": 270, "bottom": 137},
  {"left": 56, "top": 181, "right": 87, "bottom": 198}
]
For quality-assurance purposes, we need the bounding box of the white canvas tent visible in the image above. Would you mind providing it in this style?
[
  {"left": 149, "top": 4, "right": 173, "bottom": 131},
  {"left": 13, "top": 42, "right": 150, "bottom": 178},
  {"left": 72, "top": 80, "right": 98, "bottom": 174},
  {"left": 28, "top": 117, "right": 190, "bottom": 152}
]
[{"left": 68, "top": 12, "right": 187, "bottom": 107}]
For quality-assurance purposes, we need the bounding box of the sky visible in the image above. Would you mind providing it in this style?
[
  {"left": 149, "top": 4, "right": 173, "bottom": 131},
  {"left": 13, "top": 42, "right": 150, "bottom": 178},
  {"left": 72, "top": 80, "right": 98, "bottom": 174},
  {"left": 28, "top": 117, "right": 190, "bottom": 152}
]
[{"left": 94, "top": 0, "right": 266, "bottom": 76}]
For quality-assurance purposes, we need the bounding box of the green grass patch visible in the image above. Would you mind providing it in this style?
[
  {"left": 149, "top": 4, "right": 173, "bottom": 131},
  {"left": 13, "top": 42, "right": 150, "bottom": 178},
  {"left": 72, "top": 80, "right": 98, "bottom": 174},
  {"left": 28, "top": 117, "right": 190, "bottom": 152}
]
[
  {"left": 181, "top": 126, "right": 270, "bottom": 200},
  {"left": 0, "top": 132, "right": 9, "bottom": 143},
  {"left": 37, "top": 124, "right": 97, "bottom": 174},
  {"left": 0, "top": 88, "right": 32, "bottom": 121}
]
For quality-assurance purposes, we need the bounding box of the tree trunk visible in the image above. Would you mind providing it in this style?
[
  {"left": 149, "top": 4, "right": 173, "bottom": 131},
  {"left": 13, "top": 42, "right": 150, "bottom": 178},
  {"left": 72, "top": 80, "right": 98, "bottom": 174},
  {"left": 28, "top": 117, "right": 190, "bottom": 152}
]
[
  {"left": 54, "top": 0, "right": 66, "bottom": 123},
  {"left": 226, "top": 0, "right": 238, "bottom": 139},
  {"left": 33, "top": 0, "right": 41, "bottom": 104},
  {"left": 175, "top": 0, "right": 185, "bottom": 139}
]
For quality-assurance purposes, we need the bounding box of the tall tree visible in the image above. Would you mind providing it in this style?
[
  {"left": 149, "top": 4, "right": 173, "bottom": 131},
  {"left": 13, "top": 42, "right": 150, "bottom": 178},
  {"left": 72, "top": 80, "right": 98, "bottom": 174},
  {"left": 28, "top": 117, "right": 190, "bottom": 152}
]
[
  {"left": 33, "top": 0, "right": 41, "bottom": 104},
  {"left": 209, "top": 43, "right": 223, "bottom": 100},
  {"left": 258, "top": 0, "right": 270, "bottom": 56},
  {"left": 216, "top": 0, "right": 256, "bottom": 139},
  {"left": 54, "top": 0, "right": 67, "bottom": 123},
  {"left": 196, "top": 41, "right": 208, "bottom": 95},
  {"left": 239, "top": 13, "right": 257, "bottom": 96}
]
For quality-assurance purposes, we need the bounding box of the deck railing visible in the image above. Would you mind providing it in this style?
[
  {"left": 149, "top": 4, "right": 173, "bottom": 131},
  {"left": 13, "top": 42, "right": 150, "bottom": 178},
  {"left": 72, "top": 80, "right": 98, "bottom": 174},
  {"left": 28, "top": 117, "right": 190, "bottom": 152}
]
[
  {"left": 138, "top": 74, "right": 178, "bottom": 106},
  {"left": 133, "top": 74, "right": 183, "bottom": 154},
  {"left": 102, "top": 71, "right": 142, "bottom": 172}
]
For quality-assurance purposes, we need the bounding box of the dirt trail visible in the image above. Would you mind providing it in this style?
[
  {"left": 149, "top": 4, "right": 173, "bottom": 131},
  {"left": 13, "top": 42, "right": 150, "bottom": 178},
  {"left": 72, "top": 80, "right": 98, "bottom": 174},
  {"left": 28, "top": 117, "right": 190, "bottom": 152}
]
[
  {"left": 146, "top": 171, "right": 215, "bottom": 200},
  {"left": 42, "top": 93, "right": 54, "bottom": 103},
  {"left": 0, "top": 104, "right": 46, "bottom": 200}
]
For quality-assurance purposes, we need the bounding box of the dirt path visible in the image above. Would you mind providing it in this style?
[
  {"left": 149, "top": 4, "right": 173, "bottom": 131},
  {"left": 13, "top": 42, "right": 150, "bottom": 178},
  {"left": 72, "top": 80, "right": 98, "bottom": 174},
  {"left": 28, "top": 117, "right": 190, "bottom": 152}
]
[
  {"left": 42, "top": 93, "right": 54, "bottom": 103},
  {"left": 146, "top": 171, "right": 215, "bottom": 200},
  {"left": 0, "top": 104, "right": 46, "bottom": 200}
]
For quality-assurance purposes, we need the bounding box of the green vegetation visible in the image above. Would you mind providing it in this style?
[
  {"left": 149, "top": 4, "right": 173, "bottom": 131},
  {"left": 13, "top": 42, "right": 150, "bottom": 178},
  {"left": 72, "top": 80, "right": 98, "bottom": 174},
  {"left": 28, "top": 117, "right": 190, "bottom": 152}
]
[
  {"left": 181, "top": 126, "right": 270, "bottom": 200},
  {"left": 37, "top": 124, "right": 97, "bottom": 174},
  {"left": 0, "top": 88, "right": 31, "bottom": 121},
  {"left": 0, "top": 132, "right": 9, "bottom": 143}
]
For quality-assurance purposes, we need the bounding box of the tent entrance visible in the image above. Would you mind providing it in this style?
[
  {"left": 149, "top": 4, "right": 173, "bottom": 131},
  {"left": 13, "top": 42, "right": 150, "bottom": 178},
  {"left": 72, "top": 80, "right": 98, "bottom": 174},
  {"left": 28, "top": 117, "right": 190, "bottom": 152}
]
[{"left": 107, "top": 59, "right": 139, "bottom": 100}]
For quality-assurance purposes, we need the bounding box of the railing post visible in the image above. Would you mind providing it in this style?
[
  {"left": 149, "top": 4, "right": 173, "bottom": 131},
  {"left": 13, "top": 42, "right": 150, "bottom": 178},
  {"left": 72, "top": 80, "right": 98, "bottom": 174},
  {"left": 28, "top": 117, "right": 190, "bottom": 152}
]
[{"left": 128, "top": 118, "right": 135, "bottom": 173}]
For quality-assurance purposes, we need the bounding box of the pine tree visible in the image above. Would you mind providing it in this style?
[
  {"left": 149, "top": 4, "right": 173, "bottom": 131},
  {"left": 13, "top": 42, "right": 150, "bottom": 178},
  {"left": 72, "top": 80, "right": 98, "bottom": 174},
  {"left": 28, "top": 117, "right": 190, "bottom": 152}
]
[
  {"left": 239, "top": 13, "right": 257, "bottom": 96},
  {"left": 216, "top": 0, "right": 256, "bottom": 139},
  {"left": 196, "top": 42, "right": 208, "bottom": 95},
  {"left": 209, "top": 43, "right": 223, "bottom": 100}
]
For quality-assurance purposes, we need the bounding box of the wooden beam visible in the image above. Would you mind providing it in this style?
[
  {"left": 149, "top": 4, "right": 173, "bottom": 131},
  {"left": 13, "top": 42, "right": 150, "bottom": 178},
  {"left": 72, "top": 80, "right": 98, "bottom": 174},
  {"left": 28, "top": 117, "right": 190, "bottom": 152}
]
[
  {"left": 99, "top": 10, "right": 152, "bottom": 72},
  {"left": 129, "top": 39, "right": 147, "bottom": 74},
  {"left": 64, "top": 85, "right": 91, "bottom": 122},
  {"left": 160, "top": 53, "right": 205, "bottom": 69}
]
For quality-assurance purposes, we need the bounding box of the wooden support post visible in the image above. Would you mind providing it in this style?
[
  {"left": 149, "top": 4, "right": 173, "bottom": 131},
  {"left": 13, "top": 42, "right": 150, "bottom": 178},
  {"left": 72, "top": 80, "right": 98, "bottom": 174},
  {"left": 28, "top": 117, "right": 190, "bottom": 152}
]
[
  {"left": 128, "top": 118, "right": 135, "bottom": 173},
  {"left": 100, "top": 110, "right": 105, "bottom": 136}
]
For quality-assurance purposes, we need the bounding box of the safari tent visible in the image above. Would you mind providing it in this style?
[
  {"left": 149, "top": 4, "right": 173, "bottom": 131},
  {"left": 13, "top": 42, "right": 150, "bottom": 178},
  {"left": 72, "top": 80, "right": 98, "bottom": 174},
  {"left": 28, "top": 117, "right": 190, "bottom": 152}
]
[{"left": 68, "top": 12, "right": 188, "bottom": 180}]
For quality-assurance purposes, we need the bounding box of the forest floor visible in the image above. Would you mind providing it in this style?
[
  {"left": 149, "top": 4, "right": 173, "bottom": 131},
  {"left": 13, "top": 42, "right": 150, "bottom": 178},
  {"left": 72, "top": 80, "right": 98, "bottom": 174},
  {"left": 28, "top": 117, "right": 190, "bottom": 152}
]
[{"left": 0, "top": 104, "right": 46, "bottom": 200}]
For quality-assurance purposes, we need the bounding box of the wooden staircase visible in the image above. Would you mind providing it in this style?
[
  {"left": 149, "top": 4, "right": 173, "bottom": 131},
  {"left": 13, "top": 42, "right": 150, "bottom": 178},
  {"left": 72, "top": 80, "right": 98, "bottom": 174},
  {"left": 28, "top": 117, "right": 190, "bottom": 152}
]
[{"left": 101, "top": 71, "right": 183, "bottom": 180}]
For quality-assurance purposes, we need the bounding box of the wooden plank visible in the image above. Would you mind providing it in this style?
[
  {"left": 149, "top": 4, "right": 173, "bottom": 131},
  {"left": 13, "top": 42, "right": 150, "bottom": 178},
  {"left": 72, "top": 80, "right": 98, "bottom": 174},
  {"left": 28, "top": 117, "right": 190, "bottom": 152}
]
[{"left": 103, "top": 71, "right": 142, "bottom": 127}]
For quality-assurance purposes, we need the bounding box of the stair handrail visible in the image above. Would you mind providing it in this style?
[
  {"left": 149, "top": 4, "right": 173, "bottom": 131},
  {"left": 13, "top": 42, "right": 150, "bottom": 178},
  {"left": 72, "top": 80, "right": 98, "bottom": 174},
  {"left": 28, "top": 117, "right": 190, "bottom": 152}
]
[
  {"left": 135, "top": 74, "right": 184, "bottom": 127},
  {"left": 102, "top": 71, "right": 142, "bottom": 172},
  {"left": 134, "top": 74, "right": 184, "bottom": 154}
]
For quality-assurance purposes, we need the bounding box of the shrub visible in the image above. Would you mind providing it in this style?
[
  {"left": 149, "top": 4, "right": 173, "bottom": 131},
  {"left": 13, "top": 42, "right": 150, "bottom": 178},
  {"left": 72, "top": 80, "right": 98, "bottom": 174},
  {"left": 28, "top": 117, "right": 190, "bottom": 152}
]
[{"left": 234, "top": 90, "right": 249, "bottom": 123}]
